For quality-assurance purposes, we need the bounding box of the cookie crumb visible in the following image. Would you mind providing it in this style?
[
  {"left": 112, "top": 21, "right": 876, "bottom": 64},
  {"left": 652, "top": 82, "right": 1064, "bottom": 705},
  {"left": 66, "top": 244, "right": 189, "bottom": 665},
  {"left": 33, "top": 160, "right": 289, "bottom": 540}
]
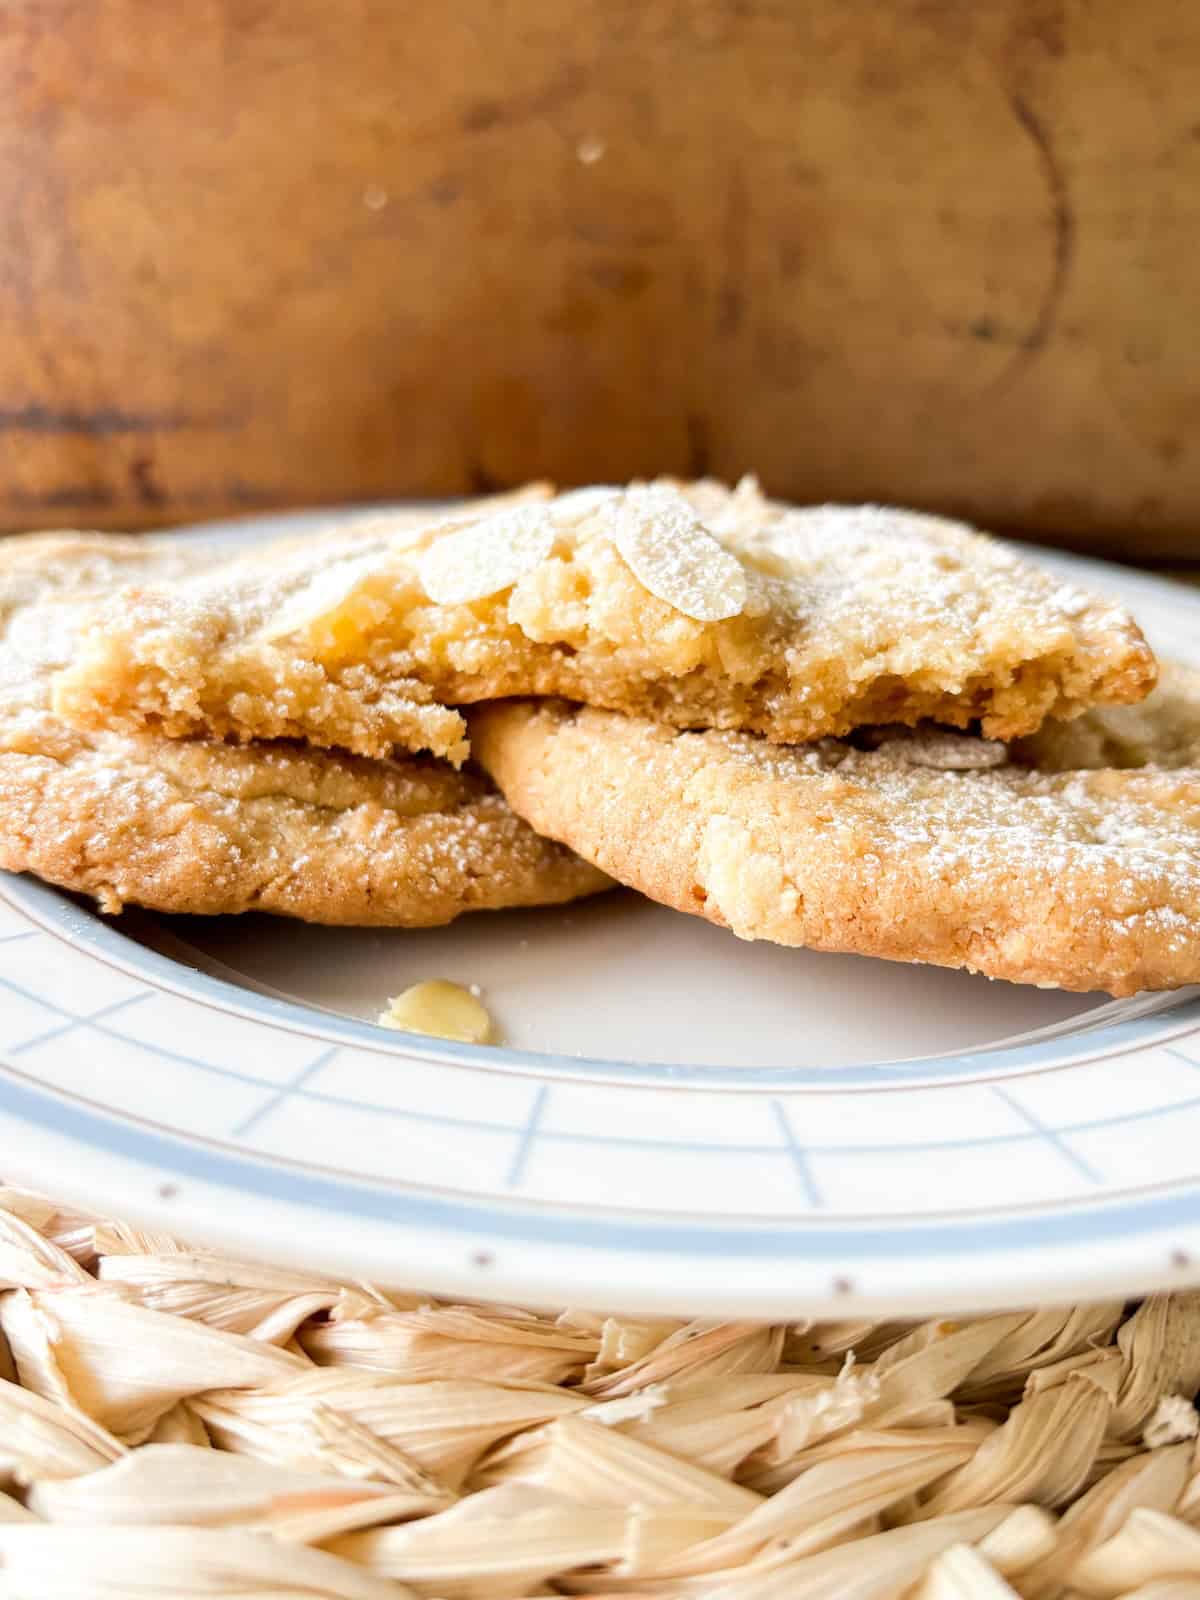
[{"left": 378, "top": 980, "right": 495, "bottom": 1044}]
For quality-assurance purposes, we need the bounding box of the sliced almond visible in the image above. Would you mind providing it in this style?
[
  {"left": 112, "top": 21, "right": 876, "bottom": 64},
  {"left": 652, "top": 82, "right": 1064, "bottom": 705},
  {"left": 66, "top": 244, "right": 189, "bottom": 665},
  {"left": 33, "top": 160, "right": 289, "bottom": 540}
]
[
  {"left": 255, "top": 547, "right": 391, "bottom": 644},
  {"left": 873, "top": 728, "right": 1009, "bottom": 771},
  {"left": 417, "top": 506, "right": 557, "bottom": 604},
  {"left": 609, "top": 487, "right": 748, "bottom": 622},
  {"left": 377, "top": 981, "right": 494, "bottom": 1045}
]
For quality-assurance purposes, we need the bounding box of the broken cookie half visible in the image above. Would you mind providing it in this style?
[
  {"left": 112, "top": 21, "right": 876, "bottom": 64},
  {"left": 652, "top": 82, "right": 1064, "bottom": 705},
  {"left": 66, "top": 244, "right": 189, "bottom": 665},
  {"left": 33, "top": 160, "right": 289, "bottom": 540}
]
[{"left": 52, "top": 480, "right": 1155, "bottom": 763}]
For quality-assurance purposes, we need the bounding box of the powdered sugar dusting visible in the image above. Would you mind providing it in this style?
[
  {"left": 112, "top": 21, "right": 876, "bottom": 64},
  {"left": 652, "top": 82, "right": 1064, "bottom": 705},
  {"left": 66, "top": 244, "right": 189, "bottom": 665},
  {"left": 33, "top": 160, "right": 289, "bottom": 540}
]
[
  {"left": 739, "top": 503, "right": 1146, "bottom": 669},
  {"left": 699, "top": 719, "right": 1200, "bottom": 967}
]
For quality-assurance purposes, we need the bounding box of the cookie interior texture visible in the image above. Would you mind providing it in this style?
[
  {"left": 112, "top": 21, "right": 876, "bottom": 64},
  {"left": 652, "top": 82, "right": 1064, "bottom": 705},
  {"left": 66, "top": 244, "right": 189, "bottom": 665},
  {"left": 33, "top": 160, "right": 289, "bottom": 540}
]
[
  {"left": 52, "top": 480, "right": 1155, "bottom": 765},
  {"left": 468, "top": 677, "right": 1200, "bottom": 997},
  {"left": 0, "top": 532, "right": 608, "bottom": 924}
]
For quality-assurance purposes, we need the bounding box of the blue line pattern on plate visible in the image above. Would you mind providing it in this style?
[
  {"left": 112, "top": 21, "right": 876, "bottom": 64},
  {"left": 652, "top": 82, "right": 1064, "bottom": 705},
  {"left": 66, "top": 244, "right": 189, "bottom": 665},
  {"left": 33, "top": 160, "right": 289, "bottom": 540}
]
[
  {"left": 507, "top": 1085, "right": 550, "bottom": 1188},
  {"left": 8, "top": 991, "right": 151, "bottom": 1057},
  {"left": 990, "top": 1086, "right": 1104, "bottom": 1186},
  {"left": 3, "top": 966, "right": 1200, "bottom": 1180},
  {"left": 231, "top": 1046, "right": 341, "bottom": 1139},
  {"left": 770, "top": 1099, "right": 822, "bottom": 1208},
  {"left": 3, "top": 1061, "right": 1200, "bottom": 1260}
]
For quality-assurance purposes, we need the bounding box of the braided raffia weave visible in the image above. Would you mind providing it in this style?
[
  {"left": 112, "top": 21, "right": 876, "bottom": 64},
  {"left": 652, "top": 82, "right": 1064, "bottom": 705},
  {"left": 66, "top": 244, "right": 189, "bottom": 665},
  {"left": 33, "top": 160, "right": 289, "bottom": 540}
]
[{"left": 1, "top": 1192, "right": 1200, "bottom": 1596}]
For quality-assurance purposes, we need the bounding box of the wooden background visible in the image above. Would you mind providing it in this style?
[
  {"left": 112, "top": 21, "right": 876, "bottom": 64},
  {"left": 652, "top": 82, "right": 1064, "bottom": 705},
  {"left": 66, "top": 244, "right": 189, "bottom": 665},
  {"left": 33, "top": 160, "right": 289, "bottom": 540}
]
[{"left": 1, "top": 0, "right": 1197, "bottom": 559}]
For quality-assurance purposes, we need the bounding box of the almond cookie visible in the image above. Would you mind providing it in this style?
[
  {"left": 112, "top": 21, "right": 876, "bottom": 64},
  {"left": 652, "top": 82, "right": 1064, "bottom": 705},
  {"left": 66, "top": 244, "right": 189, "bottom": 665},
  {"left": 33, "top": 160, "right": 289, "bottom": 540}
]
[
  {"left": 0, "top": 534, "right": 608, "bottom": 924},
  {"left": 53, "top": 481, "right": 1154, "bottom": 761},
  {"left": 467, "top": 693, "right": 1200, "bottom": 996}
]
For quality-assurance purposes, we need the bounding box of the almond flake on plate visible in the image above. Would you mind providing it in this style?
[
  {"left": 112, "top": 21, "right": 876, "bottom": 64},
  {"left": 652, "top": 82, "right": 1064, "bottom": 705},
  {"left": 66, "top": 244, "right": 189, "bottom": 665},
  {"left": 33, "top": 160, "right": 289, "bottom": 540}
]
[
  {"left": 609, "top": 486, "right": 749, "bottom": 622},
  {"left": 417, "top": 506, "right": 557, "bottom": 605},
  {"left": 377, "top": 981, "right": 494, "bottom": 1045}
]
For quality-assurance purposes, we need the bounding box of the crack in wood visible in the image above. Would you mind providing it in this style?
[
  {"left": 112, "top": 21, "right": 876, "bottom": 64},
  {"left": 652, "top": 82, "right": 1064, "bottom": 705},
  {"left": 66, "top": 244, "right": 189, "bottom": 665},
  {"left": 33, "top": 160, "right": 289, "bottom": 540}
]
[
  {"left": 0, "top": 405, "right": 229, "bottom": 435},
  {"left": 992, "top": 89, "right": 1075, "bottom": 384}
]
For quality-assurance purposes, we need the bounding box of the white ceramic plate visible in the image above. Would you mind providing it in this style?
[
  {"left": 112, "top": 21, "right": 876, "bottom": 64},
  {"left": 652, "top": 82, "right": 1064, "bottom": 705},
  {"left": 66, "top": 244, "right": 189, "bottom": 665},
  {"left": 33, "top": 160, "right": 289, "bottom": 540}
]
[{"left": 1, "top": 512, "right": 1198, "bottom": 1317}]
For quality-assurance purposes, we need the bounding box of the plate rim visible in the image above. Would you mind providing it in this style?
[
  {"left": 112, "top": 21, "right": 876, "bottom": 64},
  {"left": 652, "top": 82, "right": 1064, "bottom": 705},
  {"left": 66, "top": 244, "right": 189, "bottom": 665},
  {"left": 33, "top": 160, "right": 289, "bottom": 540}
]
[{"left": 11, "top": 873, "right": 1200, "bottom": 1093}]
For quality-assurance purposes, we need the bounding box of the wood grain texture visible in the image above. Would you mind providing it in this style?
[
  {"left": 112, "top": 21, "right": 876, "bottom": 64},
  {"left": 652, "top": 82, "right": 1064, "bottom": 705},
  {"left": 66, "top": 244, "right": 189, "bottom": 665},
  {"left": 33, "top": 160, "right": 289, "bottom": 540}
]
[{"left": 0, "top": 0, "right": 1198, "bottom": 557}]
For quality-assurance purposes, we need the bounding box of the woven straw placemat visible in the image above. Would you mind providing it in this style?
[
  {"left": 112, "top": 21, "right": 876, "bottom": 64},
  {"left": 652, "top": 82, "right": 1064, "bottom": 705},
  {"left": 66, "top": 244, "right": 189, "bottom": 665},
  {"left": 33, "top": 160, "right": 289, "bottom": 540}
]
[{"left": 0, "top": 1188, "right": 1196, "bottom": 1598}]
